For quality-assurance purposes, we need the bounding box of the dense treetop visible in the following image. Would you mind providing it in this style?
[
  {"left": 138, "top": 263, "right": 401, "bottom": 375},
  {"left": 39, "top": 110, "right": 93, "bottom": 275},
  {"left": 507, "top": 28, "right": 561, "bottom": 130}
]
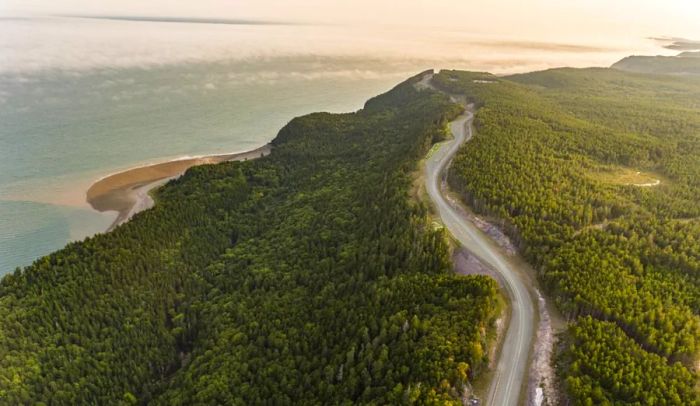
[
  {"left": 433, "top": 68, "right": 700, "bottom": 404},
  {"left": 0, "top": 72, "right": 501, "bottom": 404}
]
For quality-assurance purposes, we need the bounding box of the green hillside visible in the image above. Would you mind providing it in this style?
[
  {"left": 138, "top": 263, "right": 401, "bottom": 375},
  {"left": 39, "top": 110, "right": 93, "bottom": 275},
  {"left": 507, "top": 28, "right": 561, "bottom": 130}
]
[
  {"left": 433, "top": 67, "right": 700, "bottom": 404},
  {"left": 612, "top": 53, "right": 700, "bottom": 75},
  {"left": 0, "top": 74, "right": 502, "bottom": 404}
]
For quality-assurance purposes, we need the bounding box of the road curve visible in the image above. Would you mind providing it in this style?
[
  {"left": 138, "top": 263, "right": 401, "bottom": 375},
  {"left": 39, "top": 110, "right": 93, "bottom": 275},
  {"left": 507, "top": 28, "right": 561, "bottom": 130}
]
[{"left": 422, "top": 76, "right": 535, "bottom": 406}]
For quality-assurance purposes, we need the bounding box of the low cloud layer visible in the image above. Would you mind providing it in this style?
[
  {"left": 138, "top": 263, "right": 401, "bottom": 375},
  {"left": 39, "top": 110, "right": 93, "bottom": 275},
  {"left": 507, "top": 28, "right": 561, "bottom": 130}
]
[
  {"left": 651, "top": 36, "right": 700, "bottom": 51},
  {"left": 63, "top": 15, "right": 300, "bottom": 26}
]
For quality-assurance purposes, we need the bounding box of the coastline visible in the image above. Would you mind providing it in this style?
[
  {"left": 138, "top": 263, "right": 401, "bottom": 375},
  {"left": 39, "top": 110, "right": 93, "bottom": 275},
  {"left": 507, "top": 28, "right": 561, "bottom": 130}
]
[{"left": 87, "top": 144, "right": 272, "bottom": 230}]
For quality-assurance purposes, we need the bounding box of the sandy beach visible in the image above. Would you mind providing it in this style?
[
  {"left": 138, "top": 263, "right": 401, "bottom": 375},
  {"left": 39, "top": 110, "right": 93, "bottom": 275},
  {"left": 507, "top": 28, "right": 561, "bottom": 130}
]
[{"left": 87, "top": 144, "right": 271, "bottom": 230}]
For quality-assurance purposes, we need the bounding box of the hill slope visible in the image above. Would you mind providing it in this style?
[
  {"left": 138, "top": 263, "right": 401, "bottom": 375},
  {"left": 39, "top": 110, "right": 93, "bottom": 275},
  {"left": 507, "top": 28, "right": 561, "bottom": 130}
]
[
  {"left": 433, "top": 67, "right": 700, "bottom": 404},
  {"left": 612, "top": 53, "right": 700, "bottom": 75},
  {"left": 0, "top": 73, "right": 502, "bottom": 404}
]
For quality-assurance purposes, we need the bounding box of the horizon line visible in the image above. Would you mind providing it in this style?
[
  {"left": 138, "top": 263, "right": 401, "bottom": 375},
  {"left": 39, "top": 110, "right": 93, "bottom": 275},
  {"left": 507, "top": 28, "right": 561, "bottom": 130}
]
[{"left": 55, "top": 14, "right": 316, "bottom": 26}]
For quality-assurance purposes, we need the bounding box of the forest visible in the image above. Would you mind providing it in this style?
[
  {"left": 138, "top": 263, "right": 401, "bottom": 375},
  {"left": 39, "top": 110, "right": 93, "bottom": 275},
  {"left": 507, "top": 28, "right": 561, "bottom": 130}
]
[
  {"left": 433, "top": 68, "right": 700, "bottom": 404},
  {"left": 0, "top": 72, "right": 503, "bottom": 404},
  {"left": 612, "top": 53, "right": 700, "bottom": 76}
]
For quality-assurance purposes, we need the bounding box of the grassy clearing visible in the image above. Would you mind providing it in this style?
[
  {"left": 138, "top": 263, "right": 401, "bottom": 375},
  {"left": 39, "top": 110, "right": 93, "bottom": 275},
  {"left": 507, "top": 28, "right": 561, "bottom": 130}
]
[
  {"left": 589, "top": 166, "right": 663, "bottom": 187},
  {"left": 426, "top": 140, "right": 447, "bottom": 159}
]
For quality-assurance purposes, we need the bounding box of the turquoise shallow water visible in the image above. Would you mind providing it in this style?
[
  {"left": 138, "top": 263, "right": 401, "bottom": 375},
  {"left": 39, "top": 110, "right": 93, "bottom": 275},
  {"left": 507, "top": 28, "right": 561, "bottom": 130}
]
[
  {"left": 0, "top": 58, "right": 411, "bottom": 273},
  {"left": 0, "top": 201, "right": 114, "bottom": 272},
  {"left": 0, "top": 16, "right": 662, "bottom": 274}
]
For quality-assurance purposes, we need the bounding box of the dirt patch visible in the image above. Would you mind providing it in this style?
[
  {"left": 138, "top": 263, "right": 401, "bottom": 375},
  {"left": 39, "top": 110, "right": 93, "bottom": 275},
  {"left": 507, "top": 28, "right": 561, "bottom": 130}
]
[
  {"left": 526, "top": 289, "right": 559, "bottom": 406},
  {"left": 444, "top": 189, "right": 518, "bottom": 256},
  {"left": 453, "top": 246, "right": 503, "bottom": 281}
]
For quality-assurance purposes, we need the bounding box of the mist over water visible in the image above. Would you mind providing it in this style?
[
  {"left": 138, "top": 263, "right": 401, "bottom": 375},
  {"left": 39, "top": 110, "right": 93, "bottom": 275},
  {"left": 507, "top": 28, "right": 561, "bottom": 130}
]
[
  {"left": 0, "top": 16, "right": 671, "bottom": 272},
  {"left": 2, "top": 16, "right": 672, "bottom": 75}
]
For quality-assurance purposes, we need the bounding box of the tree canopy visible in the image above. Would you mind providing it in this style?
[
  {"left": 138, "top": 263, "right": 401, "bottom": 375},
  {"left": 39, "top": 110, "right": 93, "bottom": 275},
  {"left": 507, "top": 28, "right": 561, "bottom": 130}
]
[
  {"left": 434, "top": 68, "right": 700, "bottom": 404},
  {"left": 0, "top": 72, "right": 502, "bottom": 404}
]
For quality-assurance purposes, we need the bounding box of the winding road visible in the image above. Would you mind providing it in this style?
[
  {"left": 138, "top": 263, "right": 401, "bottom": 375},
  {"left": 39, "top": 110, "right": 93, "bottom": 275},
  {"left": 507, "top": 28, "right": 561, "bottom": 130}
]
[{"left": 421, "top": 74, "right": 535, "bottom": 406}]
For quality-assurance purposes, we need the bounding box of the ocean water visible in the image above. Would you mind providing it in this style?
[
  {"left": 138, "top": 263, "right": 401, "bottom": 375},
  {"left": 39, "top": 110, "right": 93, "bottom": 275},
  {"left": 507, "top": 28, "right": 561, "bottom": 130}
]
[{"left": 0, "top": 16, "right": 669, "bottom": 273}]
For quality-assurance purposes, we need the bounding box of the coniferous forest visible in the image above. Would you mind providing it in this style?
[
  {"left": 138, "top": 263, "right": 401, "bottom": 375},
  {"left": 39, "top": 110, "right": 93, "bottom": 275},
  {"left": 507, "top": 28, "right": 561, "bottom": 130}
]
[
  {"left": 4, "top": 61, "right": 700, "bottom": 405},
  {"left": 433, "top": 68, "right": 700, "bottom": 404},
  {"left": 0, "top": 73, "right": 503, "bottom": 404}
]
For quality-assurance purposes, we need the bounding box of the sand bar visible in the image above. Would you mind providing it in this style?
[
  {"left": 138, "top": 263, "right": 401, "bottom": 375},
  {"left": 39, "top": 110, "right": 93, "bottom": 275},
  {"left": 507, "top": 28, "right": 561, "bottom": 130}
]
[{"left": 87, "top": 144, "right": 271, "bottom": 230}]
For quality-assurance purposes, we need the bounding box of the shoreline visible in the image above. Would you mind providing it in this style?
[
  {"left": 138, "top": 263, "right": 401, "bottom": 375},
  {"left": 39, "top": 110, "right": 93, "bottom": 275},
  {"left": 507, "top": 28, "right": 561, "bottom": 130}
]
[{"left": 86, "top": 144, "right": 272, "bottom": 231}]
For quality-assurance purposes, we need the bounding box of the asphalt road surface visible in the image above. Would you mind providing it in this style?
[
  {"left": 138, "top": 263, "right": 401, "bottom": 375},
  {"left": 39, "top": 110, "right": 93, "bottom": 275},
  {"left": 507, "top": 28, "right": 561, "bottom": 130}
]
[{"left": 422, "top": 75, "right": 535, "bottom": 406}]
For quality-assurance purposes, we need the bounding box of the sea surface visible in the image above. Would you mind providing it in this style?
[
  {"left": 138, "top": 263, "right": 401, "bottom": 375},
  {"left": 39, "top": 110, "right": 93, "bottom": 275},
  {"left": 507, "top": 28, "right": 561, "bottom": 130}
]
[{"left": 0, "top": 16, "right": 670, "bottom": 273}]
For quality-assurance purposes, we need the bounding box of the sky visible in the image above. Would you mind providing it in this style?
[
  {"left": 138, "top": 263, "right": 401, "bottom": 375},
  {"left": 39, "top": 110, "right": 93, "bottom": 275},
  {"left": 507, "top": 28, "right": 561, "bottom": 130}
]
[{"left": 2, "top": 0, "right": 700, "bottom": 42}]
